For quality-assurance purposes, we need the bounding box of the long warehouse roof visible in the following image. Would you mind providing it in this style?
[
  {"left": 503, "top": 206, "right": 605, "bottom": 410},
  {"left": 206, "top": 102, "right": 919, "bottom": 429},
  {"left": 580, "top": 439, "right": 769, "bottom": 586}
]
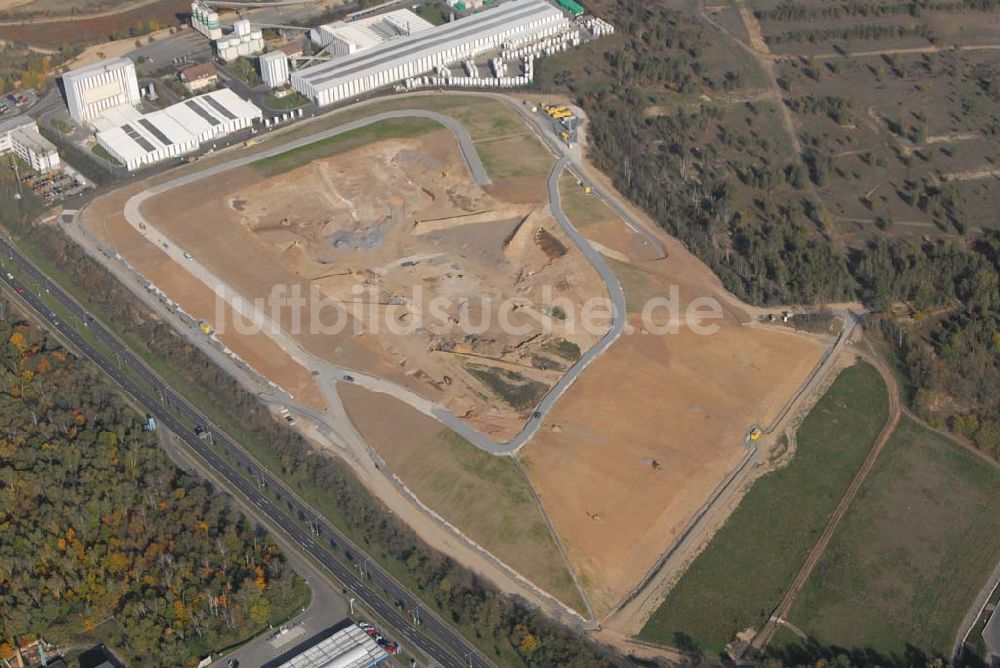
[
  {"left": 263, "top": 624, "right": 388, "bottom": 668},
  {"left": 97, "top": 88, "right": 259, "bottom": 164},
  {"left": 295, "top": 0, "right": 563, "bottom": 89}
]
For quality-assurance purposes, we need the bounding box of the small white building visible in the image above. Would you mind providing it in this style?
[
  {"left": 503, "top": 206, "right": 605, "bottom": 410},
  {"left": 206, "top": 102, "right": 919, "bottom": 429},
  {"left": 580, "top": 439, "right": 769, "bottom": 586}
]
[
  {"left": 260, "top": 51, "right": 290, "bottom": 88},
  {"left": 61, "top": 57, "right": 141, "bottom": 123},
  {"left": 216, "top": 19, "right": 265, "bottom": 62},
  {"left": 0, "top": 115, "right": 60, "bottom": 172},
  {"left": 96, "top": 88, "right": 261, "bottom": 171}
]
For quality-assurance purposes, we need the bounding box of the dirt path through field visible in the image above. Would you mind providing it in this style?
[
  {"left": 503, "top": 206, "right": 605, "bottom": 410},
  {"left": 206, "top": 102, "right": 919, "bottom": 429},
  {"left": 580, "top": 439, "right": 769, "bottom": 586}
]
[
  {"left": 749, "top": 341, "right": 902, "bottom": 654},
  {"left": 774, "top": 43, "right": 1000, "bottom": 61},
  {"left": 0, "top": 0, "right": 161, "bottom": 23}
]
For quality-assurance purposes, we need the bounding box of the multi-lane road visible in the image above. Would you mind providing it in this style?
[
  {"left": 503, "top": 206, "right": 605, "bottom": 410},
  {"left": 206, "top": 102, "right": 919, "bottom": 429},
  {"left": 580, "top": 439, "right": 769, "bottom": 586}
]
[{"left": 0, "top": 234, "right": 493, "bottom": 668}]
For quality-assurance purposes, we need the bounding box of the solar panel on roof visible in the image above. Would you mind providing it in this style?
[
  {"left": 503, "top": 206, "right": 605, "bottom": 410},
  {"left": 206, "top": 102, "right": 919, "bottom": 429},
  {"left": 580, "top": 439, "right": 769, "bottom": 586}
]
[
  {"left": 138, "top": 118, "right": 172, "bottom": 145},
  {"left": 121, "top": 123, "right": 155, "bottom": 152},
  {"left": 185, "top": 99, "right": 220, "bottom": 125},
  {"left": 203, "top": 95, "right": 237, "bottom": 120}
]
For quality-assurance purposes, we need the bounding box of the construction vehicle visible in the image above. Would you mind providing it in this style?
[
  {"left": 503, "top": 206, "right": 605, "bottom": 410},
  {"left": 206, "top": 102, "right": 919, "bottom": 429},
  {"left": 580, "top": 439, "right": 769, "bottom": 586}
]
[
  {"left": 580, "top": 180, "right": 592, "bottom": 194},
  {"left": 198, "top": 321, "right": 213, "bottom": 335},
  {"left": 749, "top": 426, "right": 762, "bottom": 441}
]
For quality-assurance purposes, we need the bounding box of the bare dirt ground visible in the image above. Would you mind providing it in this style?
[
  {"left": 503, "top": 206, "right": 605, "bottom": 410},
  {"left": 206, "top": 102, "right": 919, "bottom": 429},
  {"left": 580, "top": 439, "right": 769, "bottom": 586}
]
[
  {"left": 0, "top": 0, "right": 156, "bottom": 16},
  {"left": 85, "top": 182, "right": 327, "bottom": 410},
  {"left": 0, "top": 0, "right": 187, "bottom": 45},
  {"left": 519, "top": 204, "right": 828, "bottom": 618},
  {"left": 140, "top": 130, "right": 605, "bottom": 440},
  {"left": 85, "top": 95, "right": 833, "bottom": 636}
]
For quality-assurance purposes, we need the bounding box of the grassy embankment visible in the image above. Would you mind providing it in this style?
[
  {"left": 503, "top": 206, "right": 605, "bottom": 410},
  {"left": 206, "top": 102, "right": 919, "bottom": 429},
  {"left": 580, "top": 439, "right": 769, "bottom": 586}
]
[{"left": 639, "top": 362, "right": 889, "bottom": 653}]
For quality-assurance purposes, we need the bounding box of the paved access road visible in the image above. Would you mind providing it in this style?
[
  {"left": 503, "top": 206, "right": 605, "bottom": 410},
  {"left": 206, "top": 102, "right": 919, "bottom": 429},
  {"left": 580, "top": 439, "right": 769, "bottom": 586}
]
[
  {"left": 428, "top": 156, "right": 627, "bottom": 453},
  {"left": 0, "top": 235, "right": 494, "bottom": 668},
  {"left": 121, "top": 110, "right": 633, "bottom": 456}
]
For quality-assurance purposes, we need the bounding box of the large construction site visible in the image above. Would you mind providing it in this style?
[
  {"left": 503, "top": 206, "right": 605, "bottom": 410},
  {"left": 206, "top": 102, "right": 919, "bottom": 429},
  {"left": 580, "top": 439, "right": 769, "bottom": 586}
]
[
  {"left": 144, "top": 127, "right": 604, "bottom": 437},
  {"left": 81, "top": 93, "right": 831, "bottom": 634}
]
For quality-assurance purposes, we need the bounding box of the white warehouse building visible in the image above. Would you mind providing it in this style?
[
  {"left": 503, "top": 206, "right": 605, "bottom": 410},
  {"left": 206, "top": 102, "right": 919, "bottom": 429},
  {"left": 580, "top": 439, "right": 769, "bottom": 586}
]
[
  {"left": 95, "top": 88, "right": 261, "bottom": 171},
  {"left": 0, "top": 115, "right": 60, "bottom": 172},
  {"left": 260, "top": 50, "right": 290, "bottom": 88},
  {"left": 309, "top": 8, "right": 434, "bottom": 56},
  {"left": 292, "top": 0, "right": 568, "bottom": 106},
  {"left": 61, "top": 57, "right": 141, "bottom": 123}
]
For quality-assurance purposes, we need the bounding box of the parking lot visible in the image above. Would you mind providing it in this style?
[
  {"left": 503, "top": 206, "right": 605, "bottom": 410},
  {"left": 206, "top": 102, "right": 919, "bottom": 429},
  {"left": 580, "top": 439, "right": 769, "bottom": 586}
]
[
  {"left": 23, "top": 170, "right": 90, "bottom": 203},
  {"left": 0, "top": 89, "right": 39, "bottom": 118}
]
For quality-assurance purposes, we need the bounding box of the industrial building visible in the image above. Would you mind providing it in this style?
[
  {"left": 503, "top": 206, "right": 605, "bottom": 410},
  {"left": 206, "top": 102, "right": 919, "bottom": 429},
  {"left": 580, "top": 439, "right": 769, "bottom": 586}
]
[
  {"left": 216, "top": 18, "right": 265, "bottom": 62},
  {"left": 261, "top": 623, "right": 389, "bottom": 668},
  {"left": 308, "top": 9, "right": 434, "bottom": 56},
  {"left": 61, "top": 57, "right": 141, "bottom": 123},
  {"left": 292, "top": 0, "right": 568, "bottom": 106},
  {"left": 260, "top": 50, "right": 291, "bottom": 88},
  {"left": 190, "top": 0, "right": 223, "bottom": 40},
  {"left": 95, "top": 88, "right": 261, "bottom": 171},
  {"left": 0, "top": 115, "right": 60, "bottom": 172}
]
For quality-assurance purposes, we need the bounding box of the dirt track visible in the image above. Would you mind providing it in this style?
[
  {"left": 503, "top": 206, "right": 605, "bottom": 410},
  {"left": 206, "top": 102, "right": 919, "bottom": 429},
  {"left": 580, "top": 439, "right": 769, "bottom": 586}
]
[{"left": 749, "top": 341, "right": 902, "bottom": 653}]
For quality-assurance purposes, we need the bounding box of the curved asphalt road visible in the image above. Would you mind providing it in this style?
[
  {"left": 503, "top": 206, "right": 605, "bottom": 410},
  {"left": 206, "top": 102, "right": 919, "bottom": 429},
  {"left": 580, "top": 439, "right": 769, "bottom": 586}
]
[
  {"left": 123, "top": 113, "right": 627, "bottom": 455},
  {"left": 430, "top": 155, "right": 626, "bottom": 451}
]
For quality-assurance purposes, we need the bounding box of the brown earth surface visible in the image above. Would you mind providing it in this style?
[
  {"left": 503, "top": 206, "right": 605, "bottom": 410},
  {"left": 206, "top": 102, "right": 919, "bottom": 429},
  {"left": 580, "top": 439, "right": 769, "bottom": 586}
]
[
  {"left": 84, "top": 180, "right": 326, "bottom": 410},
  {"left": 84, "top": 98, "right": 830, "bottom": 626},
  {"left": 90, "top": 127, "right": 606, "bottom": 440},
  {"left": 0, "top": 0, "right": 188, "bottom": 45},
  {"left": 520, "top": 205, "right": 827, "bottom": 617},
  {"left": 144, "top": 130, "right": 606, "bottom": 439}
]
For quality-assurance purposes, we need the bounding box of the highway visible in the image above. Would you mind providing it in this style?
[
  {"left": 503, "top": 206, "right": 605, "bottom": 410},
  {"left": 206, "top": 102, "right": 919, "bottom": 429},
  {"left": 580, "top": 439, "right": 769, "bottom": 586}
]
[{"left": 0, "top": 234, "right": 494, "bottom": 668}]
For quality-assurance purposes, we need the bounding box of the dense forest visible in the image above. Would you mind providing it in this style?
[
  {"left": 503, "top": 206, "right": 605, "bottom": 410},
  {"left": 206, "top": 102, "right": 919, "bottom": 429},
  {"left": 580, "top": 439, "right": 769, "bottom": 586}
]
[
  {"left": 0, "top": 178, "right": 624, "bottom": 666},
  {"left": 0, "top": 307, "right": 307, "bottom": 665},
  {"left": 538, "top": 0, "right": 1000, "bottom": 459}
]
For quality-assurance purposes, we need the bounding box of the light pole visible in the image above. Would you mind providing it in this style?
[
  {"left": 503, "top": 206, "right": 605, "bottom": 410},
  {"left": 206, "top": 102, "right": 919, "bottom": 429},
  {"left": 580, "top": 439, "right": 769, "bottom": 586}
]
[{"left": 10, "top": 158, "right": 22, "bottom": 199}]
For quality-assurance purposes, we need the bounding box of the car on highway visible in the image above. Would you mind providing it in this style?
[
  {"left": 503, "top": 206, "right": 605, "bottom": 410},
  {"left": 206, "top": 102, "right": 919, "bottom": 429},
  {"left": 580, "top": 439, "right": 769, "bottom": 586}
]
[
  {"left": 343, "top": 374, "right": 355, "bottom": 382},
  {"left": 5, "top": 272, "right": 12, "bottom": 279}
]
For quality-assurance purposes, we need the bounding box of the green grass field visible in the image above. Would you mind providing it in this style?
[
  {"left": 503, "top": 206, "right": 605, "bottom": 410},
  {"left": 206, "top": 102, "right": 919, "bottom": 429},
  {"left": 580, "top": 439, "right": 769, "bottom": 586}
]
[
  {"left": 558, "top": 171, "right": 617, "bottom": 228},
  {"left": 264, "top": 91, "right": 310, "bottom": 110},
  {"left": 638, "top": 362, "right": 889, "bottom": 654},
  {"left": 336, "top": 384, "right": 587, "bottom": 614},
  {"left": 251, "top": 117, "right": 440, "bottom": 176},
  {"left": 776, "top": 417, "right": 1000, "bottom": 661},
  {"left": 91, "top": 143, "right": 122, "bottom": 166}
]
